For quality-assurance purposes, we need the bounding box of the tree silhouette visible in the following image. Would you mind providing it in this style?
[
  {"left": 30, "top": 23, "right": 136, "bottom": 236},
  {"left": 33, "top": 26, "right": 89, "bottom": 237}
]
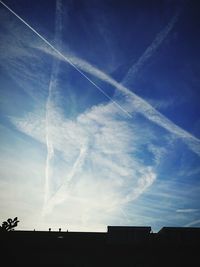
[{"left": 0, "top": 217, "right": 19, "bottom": 232}]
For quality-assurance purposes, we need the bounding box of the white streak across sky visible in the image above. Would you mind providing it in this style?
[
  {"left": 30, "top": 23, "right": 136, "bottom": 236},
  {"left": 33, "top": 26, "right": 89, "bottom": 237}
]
[
  {"left": 122, "top": 11, "right": 180, "bottom": 87},
  {"left": 1, "top": 0, "right": 200, "bottom": 158},
  {"left": 1, "top": 0, "right": 200, "bottom": 230},
  {"left": 0, "top": 1, "right": 132, "bottom": 119},
  {"left": 41, "top": 48, "right": 200, "bottom": 157},
  {"left": 43, "top": 0, "right": 91, "bottom": 215},
  {"left": 44, "top": 0, "right": 63, "bottom": 209}
]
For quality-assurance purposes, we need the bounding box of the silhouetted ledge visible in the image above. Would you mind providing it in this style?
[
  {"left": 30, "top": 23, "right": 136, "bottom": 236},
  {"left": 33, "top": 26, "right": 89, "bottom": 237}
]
[{"left": 1, "top": 226, "right": 200, "bottom": 266}]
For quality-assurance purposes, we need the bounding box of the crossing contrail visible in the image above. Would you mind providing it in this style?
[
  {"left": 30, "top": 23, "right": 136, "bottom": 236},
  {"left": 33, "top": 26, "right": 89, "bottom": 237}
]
[
  {"left": 0, "top": 0, "right": 131, "bottom": 118},
  {"left": 2, "top": 0, "right": 200, "bottom": 159},
  {"left": 42, "top": 47, "right": 200, "bottom": 157},
  {"left": 44, "top": 0, "right": 63, "bottom": 208},
  {"left": 122, "top": 11, "right": 180, "bottom": 86},
  {"left": 43, "top": 0, "right": 88, "bottom": 213},
  {"left": 44, "top": 144, "right": 88, "bottom": 214}
]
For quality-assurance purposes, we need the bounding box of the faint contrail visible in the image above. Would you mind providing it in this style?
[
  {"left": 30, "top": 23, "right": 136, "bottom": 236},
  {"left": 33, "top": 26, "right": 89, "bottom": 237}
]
[
  {"left": 184, "top": 219, "right": 200, "bottom": 227},
  {"left": 44, "top": 144, "right": 88, "bottom": 214},
  {"left": 122, "top": 167, "right": 156, "bottom": 204},
  {"left": 0, "top": 0, "right": 131, "bottom": 118},
  {"left": 44, "top": 79, "right": 56, "bottom": 205},
  {"left": 122, "top": 11, "right": 180, "bottom": 86},
  {"left": 2, "top": 0, "right": 200, "bottom": 157},
  {"left": 43, "top": 0, "right": 89, "bottom": 212},
  {"left": 44, "top": 0, "right": 62, "bottom": 207},
  {"left": 42, "top": 49, "right": 200, "bottom": 157}
]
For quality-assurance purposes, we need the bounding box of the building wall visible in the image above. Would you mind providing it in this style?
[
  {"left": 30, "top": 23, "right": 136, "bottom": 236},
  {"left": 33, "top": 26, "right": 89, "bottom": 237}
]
[{"left": 1, "top": 226, "right": 200, "bottom": 266}]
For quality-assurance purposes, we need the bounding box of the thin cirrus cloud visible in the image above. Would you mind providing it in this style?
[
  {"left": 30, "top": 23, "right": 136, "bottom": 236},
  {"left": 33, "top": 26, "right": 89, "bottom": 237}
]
[
  {"left": 0, "top": 0, "right": 157, "bottom": 225},
  {"left": 176, "top": 209, "right": 198, "bottom": 213},
  {"left": 184, "top": 219, "right": 200, "bottom": 227},
  {"left": 39, "top": 42, "right": 200, "bottom": 158},
  {"left": 26, "top": 1, "right": 200, "bottom": 158},
  {"left": 0, "top": 8, "right": 49, "bottom": 103},
  {"left": 2, "top": 0, "right": 200, "bottom": 160},
  {"left": 44, "top": 0, "right": 63, "bottom": 207},
  {"left": 11, "top": 98, "right": 157, "bottom": 222},
  {"left": 1, "top": 0, "right": 199, "bottom": 230}
]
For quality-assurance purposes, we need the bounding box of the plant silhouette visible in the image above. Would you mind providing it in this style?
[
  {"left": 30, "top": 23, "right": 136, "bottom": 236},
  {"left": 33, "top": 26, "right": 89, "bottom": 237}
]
[{"left": 0, "top": 217, "right": 19, "bottom": 232}]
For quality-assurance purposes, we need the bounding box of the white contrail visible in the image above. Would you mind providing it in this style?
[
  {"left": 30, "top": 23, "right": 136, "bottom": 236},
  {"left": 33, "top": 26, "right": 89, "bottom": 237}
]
[
  {"left": 0, "top": 0, "right": 91, "bottom": 213},
  {"left": 0, "top": 0, "right": 131, "bottom": 118},
  {"left": 122, "top": 11, "right": 180, "bottom": 86},
  {"left": 2, "top": 0, "right": 200, "bottom": 157},
  {"left": 42, "top": 49, "right": 200, "bottom": 156},
  {"left": 176, "top": 209, "right": 198, "bottom": 213},
  {"left": 43, "top": 0, "right": 89, "bottom": 212},
  {"left": 123, "top": 167, "right": 156, "bottom": 204},
  {"left": 44, "top": 0, "right": 63, "bottom": 206},
  {"left": 44, "top": 144, "right": 88, "bottom": 214},
  {"left": 184, "top": 219, "right": 200, "bottom": 227},
  {"left": 44, "top": 94, "right": 53, "bottom": 205}
]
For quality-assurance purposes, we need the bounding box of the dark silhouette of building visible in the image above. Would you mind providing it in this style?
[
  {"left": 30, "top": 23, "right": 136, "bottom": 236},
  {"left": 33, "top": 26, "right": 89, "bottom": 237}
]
[{"left": 1, "top": 226, "right": 200, "bottom": 266}]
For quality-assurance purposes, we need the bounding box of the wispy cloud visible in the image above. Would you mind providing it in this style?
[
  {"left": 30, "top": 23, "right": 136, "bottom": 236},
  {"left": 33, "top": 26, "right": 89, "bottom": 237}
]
[
  {"left": 145, "top": 98, "right": 175, "bottom": 111},
  {"left": 0, "top": 123, "right": 45, "bottom": 230},
  {"left": 1, "top": 0, "right": 200, "bottom": 230},
  {"left": 176, "top": 209, "right": 198, "bottom": 213},
  {"left": 147, "top": 144, "right": 167, "bottom": 165},
  {"left": 0, "top": 8, "right": 49, "bottom": 103},
  {"left": 0, "top": 0, "right": 132, "bottom": 118},
  {"left": 0, "top": 1, "right": 158, "bottom": 223},
  {"left": 2, "top": 0, "right": 200, "bottom": 158},
  {"left": 184, "top": 219, "right": 200, "bottom": 227},
  {"left": 11, "top": 100, "right": 157, "bottom": 221},
  {"left": 44, "top": 0, "right": 63, "bottom": 207},
  {"left": 39, "top": 46, "right": 200, "bottom": 157},
  {"left": 178, "top": 167, "right": 200, "bottom": 177}
]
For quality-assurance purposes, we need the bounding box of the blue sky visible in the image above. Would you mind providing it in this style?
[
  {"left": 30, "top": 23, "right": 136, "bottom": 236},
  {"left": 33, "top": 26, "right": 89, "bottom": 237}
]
[{"left": 0, "top": 0, "right": 200, "bottom": 232}]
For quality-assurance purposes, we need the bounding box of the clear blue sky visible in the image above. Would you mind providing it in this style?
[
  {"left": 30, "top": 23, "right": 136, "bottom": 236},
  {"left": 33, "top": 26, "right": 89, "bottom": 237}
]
[{"left": 0, "top": 0, "right": 200, "bottom": 231}]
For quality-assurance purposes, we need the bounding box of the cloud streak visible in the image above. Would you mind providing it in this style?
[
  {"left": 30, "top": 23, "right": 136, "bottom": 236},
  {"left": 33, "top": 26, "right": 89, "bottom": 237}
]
[
  {"left": 0, "top": 0, "right": 158, "bottom": 220},
  {"left": 44, "top": 0, "right": 63, "bottom": 208},
  {"left": 44, "top": 144, "right": 88, "bottom": 214},
  {"left": 0, "top": 0, "right": 131, "bottom": 118},
  {"left": 176, "top": 209, "right": 198, "bottom": 213},
  {"left": 184, "top": 219, "right": 200, "bottom": 227},
  {"left": 122, "top": 11, "right": 180, "bottom": 86},
  {"left": 2, "top": 0, "right": 200, "bottom": 157},
  {"left": 1, "top": 0, "right": 200, "bottom": 230},
  {"left": 40, "top": 47, "right": 200, "bottom": 157},
  {"left": 11, "top": 98, "right": 158, "bottom": 224}
]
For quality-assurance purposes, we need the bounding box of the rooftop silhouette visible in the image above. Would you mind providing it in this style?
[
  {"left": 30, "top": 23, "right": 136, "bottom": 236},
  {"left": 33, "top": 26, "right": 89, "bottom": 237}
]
[{"left": 1, "top": 225, "right": 200, "bottom": 266}]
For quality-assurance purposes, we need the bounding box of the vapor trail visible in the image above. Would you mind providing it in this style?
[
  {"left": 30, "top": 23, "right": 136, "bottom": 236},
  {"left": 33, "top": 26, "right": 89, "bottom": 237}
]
[
  {"left": 0, "top": 0, "right": 91, "bottom": 213},
  {"left": 44, "top": 93, "right": 53, "bottom": 204},
  {"left": 2, "top": 0, "right": 200, "bottom": 157},
  {"left": 44, "top": 144, "right": 88, "bottom": 214},
  {"left": 0, "top": 0, "right": 131, "bottom": 118},
  {"left": 43, "top": 0, "right": 88, "bottom": 212},
  {"left": 184, "top": 219, "right": 200, "bottom": 227},
  {"left": 43, "top": 49, "right": 200, "bottom": 156},
  {"left": 44, "top": 0, "right": 63, "bottom": 207},
  {"left": 122, "top": 11, "right": 180, "bottom": 86}
]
